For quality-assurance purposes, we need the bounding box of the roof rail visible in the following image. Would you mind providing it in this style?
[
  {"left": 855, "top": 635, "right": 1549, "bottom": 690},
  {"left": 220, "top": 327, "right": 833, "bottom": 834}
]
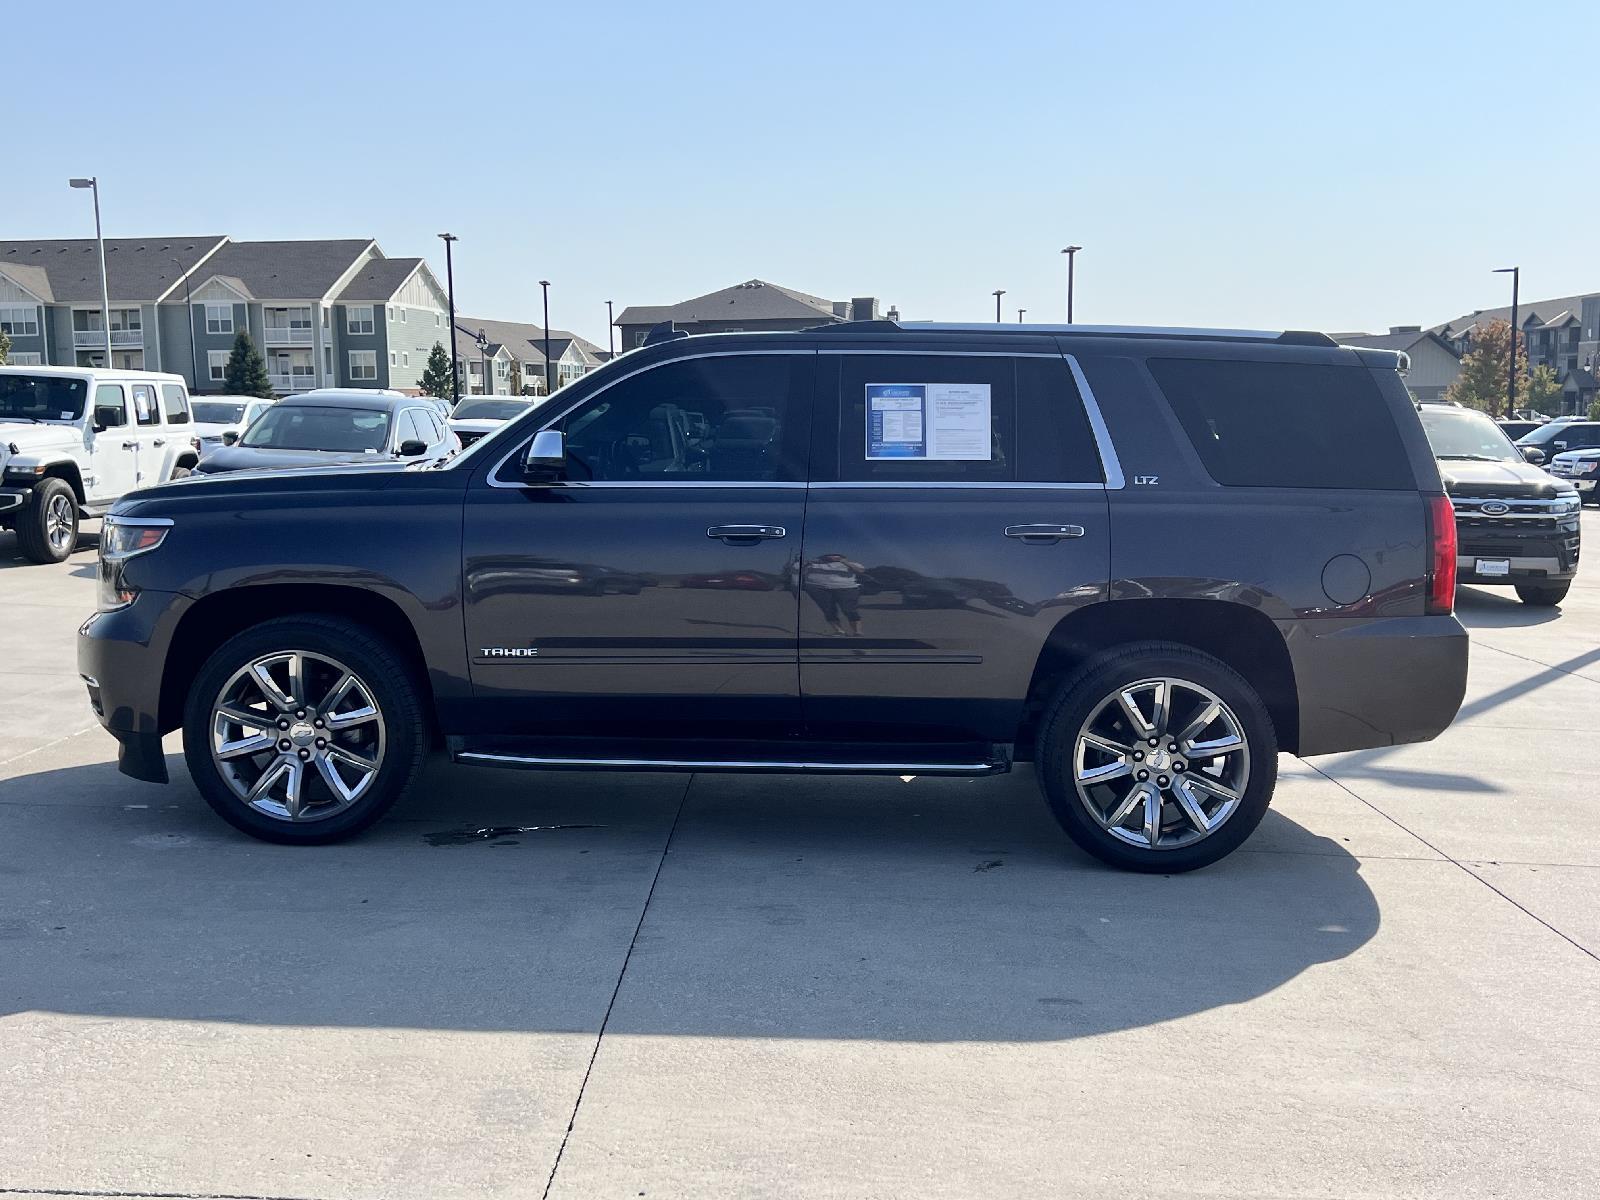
[{"left": 825, "top": 320, "right": 1339, "bottom": 346}]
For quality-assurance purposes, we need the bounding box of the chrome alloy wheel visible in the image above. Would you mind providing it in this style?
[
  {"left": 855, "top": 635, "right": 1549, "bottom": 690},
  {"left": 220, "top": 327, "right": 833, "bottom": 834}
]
[
  {"left": 45, "top": 492, "right": 75, "bottom": 553},
  {"left": 1072, "top": 677, "right": 1251, "bottom": 851},
  {"left": 209, "top": 651, "right": 387, "bottom": 823}
]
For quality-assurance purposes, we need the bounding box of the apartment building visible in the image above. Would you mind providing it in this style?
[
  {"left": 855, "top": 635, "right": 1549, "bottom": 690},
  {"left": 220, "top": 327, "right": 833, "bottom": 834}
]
[
  {"left": 0, "top": 236, "right": 451, "bottom": 396},
  {"left": 614, "top": 279, "right": 890, "bottom": 350},
  {"left": 453, "top": 317, "right": 605, "bottom": 396},
  {"left": 1433, "top": 292, "right": 1600, "bottom": 414}
]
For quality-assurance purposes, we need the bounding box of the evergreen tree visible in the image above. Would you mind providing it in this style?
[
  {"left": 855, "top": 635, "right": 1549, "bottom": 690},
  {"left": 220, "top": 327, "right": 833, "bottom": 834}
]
[
  {"left": 419, "top": 341, "right": 456, "bottom": 404},
  {"left": 223, "top": 330, "right": 274, "bottom": 398},
  {"left": 0, "top": 327, "right": 10, "bottom": 365}
]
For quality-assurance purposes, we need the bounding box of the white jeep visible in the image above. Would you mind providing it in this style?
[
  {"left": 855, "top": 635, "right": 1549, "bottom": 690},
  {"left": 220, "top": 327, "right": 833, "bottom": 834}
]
[{"left": 0, "top": 365, "right": 201, "bottom": 563}]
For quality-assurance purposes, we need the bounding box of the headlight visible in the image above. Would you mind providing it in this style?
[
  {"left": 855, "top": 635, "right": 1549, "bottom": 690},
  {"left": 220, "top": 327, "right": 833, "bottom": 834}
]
[
  {"left": 1574, "top": 461, "right": 1598, "bottom": 475},
  {"left": 98, "top": 516, "right": 172, "bottom": 612}
]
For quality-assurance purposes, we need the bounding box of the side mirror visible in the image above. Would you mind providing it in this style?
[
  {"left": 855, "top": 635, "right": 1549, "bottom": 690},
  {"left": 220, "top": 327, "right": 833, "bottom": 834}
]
[
  {"left": 1521, "top": 446, "right": 1546, "bottom": 465},
  {"left": 92, "top": 405, "right": 123, "bottom": 432},
  {"left": 222, "top": 430, "right": 239, "bottom": 446},
  {"left": 397, "top": 439, "right": 429, "bottom": 458},
  {"left": 521, "top": 429, "right": 566, "bottom": 482}
]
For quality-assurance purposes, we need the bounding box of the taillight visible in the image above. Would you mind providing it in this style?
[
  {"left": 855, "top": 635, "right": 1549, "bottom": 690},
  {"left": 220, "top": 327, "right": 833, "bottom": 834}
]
[{"left": 1426, "top": 494, "right": 1457, "bottom": 615}]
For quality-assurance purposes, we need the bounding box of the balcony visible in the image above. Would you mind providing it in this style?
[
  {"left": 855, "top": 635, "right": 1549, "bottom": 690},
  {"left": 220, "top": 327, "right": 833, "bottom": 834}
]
[
  {"left": 268, "top": 373, "right": 318, "bottom": 393},
  {"left": 264, "top": 326, "right": 314, "bottom": 346},
  {"left": 74, "top": 328, "right": 143, "bottom": 348}
]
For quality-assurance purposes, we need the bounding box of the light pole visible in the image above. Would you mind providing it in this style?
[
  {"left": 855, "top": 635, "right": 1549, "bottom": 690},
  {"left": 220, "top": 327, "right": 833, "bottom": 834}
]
[
  {"left": 992, "top": 289, "right": 1005, "bottom": 323},
  {"left": 171, "top": 256, "right": 197, "bottom": 388},
  {"left": 438, "top": 233, "right": 460, "bottom": 404},
  {"left": 1493, "top": 266, "right": 1520, "bottom": 419},
  {"left": 606, "top": 299, "right": 615, "bottom": 357},
  {"left": 1061, "top": 245, "right": 1082, "bottom": 324},
  {"left": 1017, "top": 308, "right": 1026, "bottom": 323},
  {"left": 540, "top": 280, "right": 553, "bottom": 395},
  {"left": 475, "top": 330, "right": 489, "bottom": 397},
  {"left": 69, "top": 178, "right": 113, "bottom": 364}
]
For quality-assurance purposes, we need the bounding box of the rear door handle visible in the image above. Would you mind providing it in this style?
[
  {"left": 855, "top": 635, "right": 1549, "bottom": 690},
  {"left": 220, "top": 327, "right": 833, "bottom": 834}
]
[
  {"left": 152, "top": 438, "right": 167, "bottom": 447},
  {"left": 121, "top": 441, "right": 138, "bottom": 450},
  {"left": 708, "top": 524, "right": 786, "bottom": 543},
  {"left": 1004, "top": 524, "right": 1086, "bottom": 542}
]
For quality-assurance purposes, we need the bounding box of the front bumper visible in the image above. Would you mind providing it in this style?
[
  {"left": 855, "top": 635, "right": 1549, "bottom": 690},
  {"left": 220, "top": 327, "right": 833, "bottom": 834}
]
[
  {"left": 77, "top": 589, "right": 191, "bottom": 784},
  {"left": 1280, "top": 614, "right": 1469, "bottom": 756},
  {"left": 0, "top": 486, "right": 31, "bottom": 517}
]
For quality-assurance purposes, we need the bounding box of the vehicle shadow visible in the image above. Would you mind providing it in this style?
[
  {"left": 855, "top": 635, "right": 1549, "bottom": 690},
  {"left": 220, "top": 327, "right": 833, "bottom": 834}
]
[
  {"left": 0, "top": 752, "right": 1380, "bottom": 1044},
  {"left": 1455, "top": 586, "right": 1564, "bottom": 628},
  {"left": 0, "top": 524, "right": 100, "bottom": 569}
]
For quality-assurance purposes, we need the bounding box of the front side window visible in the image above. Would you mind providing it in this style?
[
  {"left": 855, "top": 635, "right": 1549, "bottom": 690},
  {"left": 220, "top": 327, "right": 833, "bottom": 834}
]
[
  {"left": 205, "top": 304, "right": 233, "bottom": 335},
  {"left": 350, "top": 350, "right": 377, "bottom": 381},
  {"left": 347, "top": 306, "right": 374, "bottom": 335},
  {"left": 395, "top": 409, "right": 424, "bottom": 446},
  {"left": 242, "top": 405, "right": 390, "bottom": 452},
  {"left": 92, "top": 383, "right": 127, "bottom": 427},
  {"left": 161, "top": 383, "right": 190, "bottom": 425},
  {"left": 529, "top": 354, "right": 811, "bottom": 483},
  {"left": 131, "top": 383, "right": 161, "bottom": 426},
  {"left": 0, "top": 374, "right": 88, "bottom": 421}
]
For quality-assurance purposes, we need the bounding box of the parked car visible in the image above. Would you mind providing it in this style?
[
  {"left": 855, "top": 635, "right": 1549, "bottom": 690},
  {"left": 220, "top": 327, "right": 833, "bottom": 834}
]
[
  {"left": 1418, "top": 403, "right": 1582, "bottom": 605},
  {"left": 190, "top": 395, "right": 277, "bottom": 458},
  {"left": 1547, "top": 448, "right": 1600, "bottom": 505},
  {"left": 0, "top": 365, "right": 200, "bottom": 563},
  {"left": 448, "top": 395, "right": 536, "bottom": 450},
  {"left": 81, "top": 322, "right": 1469, "bottom": 872},
  {"left": 1515, "top": 419, "right": 1600, "bottom": 463},
  {"left": 193, "top": 390, "right": 457, "bottom": 475},
  {"left": 1495, "top": 419, "right": 1544, "bottom": 441}
]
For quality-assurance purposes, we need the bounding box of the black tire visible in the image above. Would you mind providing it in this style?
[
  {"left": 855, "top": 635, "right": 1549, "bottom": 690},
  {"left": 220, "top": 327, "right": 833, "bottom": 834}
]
[
  {"left": 182, "top": 615, "right": 426, "bottom": 844},
  {"left": 169, "top": 465, "right": 193, "bottom": 480},
  {"left": 1035, "top": 641, "right": 1278, "bottom": 873},
  {"left": 1514, "top": 580, "right": 1570, "bottom": 607},
  {"left": 16, "top": 477, "right": 78, "bottom": 564}
]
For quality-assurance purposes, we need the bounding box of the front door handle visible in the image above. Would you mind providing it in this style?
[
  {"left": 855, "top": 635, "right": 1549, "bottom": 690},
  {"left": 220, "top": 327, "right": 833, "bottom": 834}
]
[
  {"left": 152, "top": 438, "right": 167, "bottom": 447},
  {"left": 1004, "top": 523, "right": 1086, "bottom": 543},
  {"left": 707, "top": 524, "right": 786, "bottom": 543},
  {"left": 122, "top": 441, "right": 138, "bottom": 450}
]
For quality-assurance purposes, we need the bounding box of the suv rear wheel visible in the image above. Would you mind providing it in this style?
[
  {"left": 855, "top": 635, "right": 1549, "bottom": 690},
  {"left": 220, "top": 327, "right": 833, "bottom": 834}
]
[
  {"left": 1035, "top": 643, "right": 1278, "bottom": 872},
  {"left": 17, "top": 478, "right": 79, "bottom": 564},
  {"left": 1514, "top": 580, "right": 1570, "bottom": 606},
  {"left": 182, "top": 616, "right": 426, "bottom": 844}
]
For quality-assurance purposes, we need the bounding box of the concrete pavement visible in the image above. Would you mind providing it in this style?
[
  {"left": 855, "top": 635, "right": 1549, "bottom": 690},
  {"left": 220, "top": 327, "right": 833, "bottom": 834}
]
[{"left": 2, "top": 514, "right": 1597, "bottom": 1198}]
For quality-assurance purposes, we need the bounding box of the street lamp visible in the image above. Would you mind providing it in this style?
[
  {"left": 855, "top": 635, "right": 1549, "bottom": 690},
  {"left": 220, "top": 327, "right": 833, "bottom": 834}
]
[
  {"left": 171, "top": 256, "right": 197, "bottom": 388},
  {"left": 474, "top": 329, "right": 489, "bottom": 397},
  {"left": 539, "top": 280, "right": 553, "bottom": 395},
  {"left": 438, "top": 233, "right": 460, "bottom": 404},
  {"left": 1493, "top": 266, "right": 1520, "bottom": 419},
  {"left": 69, "top": 178, "right": 113, "bottom": 364},
  {"left": 606, "top": 299, "right": 615, "bottom": 357},
  {"left": 1017, "top": 308, "right": 1026, "bottom": 323},
  {"left": 1061, "top": 245, "right": 1082, "bottom": 324},
  {"left": 992, "top": 289, "right": 1006, "bottom": 323}
]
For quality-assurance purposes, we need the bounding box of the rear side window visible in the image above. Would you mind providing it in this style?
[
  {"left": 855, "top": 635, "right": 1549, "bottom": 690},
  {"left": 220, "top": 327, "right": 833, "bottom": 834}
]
[
  {"left": 131, "top": 383, "right": 161, "bottom": 427},
  {"left": 1148, "top": 358, "right": 1412, "bottom": 489}
]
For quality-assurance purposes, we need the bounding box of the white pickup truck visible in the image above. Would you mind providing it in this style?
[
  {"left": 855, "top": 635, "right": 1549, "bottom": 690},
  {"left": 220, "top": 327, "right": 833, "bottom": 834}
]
[{"left": 0, "top": 365, "right": 202, "bottom": 563}]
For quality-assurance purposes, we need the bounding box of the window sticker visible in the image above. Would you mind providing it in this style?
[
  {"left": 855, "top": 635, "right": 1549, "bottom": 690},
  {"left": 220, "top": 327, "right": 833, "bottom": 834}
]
[{"left": 866, "top": 383, "right": 991, "bottom": 460}]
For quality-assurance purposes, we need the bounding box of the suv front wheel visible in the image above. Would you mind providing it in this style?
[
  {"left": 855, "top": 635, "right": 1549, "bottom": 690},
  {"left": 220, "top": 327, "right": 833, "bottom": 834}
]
[
  {"left": 1036, "top": 643, "right": 1278, "bottom": 872},
  {"left": 17, "top": 478, "right": 79, "bottom": 564},
  {"left": 182, "top": 616, "right": 426, "bottom": 844}
]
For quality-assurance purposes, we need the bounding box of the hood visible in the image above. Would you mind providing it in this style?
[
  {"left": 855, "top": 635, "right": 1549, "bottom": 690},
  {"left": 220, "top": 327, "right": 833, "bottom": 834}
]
[
  {"left": 0, "top": 420, "right": 82, "bottom": 457},
  {"left": 194, "top": 445, "right": 397, "bottom": 475},
  {"left": 448, "top": 418, "right": 506, "bottom": 434},
  {"left": 1552, "top": 447, "right": 1600, "bottom": 462},
  {"left": 190, "top": 420, "right": 243, "bottom": 441},
  {"left": 1437, "top": 457, "right": 1576, "bottom": 498}
]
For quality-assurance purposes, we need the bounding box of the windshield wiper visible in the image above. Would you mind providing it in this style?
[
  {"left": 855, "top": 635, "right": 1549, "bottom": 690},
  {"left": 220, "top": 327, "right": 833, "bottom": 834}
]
[
  {"left": 1, "top": 413, "right": 43, "bottom": 424},
  {"left": 1437, "top": 453, "right": 1508, "bottom": 462}
]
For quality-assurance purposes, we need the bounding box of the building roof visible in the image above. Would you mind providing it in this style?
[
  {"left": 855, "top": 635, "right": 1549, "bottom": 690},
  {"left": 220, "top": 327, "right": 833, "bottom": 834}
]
[
  {"left": 190, "top": 239, "right": 375, "bottom": 301},
  {"left": 1432, "top": 292, "right": 1599, "bottom": 338},
  {"left": 0, "top": 236, "right": 226, "bottom": 304},
  {"left": 456, "top": 316, "right": 605, "bottom": 366},
  {"left": 1338, "top": 329, "right": 1460, "bottom": 357},
  {"left": 336, "top": 257, "right": 426, "bottom": 303},
  {"left": 615, "top": 278, "right": 842, "bottom": 327}
]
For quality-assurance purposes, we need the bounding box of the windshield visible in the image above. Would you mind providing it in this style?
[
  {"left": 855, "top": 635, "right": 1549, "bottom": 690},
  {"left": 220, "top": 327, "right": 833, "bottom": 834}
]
[
  {"left": 241, "top": 405, "right": 391, "bottom": 452},
  {"left": 453, "top": 398, "right": 531, "bottom": 421},
  {"left": 1419, "top": 407, "right": 1522, "bottom": 463},
  {"left": 192, "top": 401, "right": 249, "bottom": 424},
  {"left": 0, "top": 374, "right": 88, "bottom": 422}
]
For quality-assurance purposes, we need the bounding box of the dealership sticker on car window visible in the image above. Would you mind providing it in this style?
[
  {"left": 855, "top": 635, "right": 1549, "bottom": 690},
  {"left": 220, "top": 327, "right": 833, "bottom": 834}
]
[{"left": 866, "top": 383, "right": 991, "bottom": 460}]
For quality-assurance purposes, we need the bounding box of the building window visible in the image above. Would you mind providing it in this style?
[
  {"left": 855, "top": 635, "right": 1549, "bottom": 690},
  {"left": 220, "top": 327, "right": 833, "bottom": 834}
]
[
  {"left": 6, "top": 351, "right": 41, "bottom": 365},
  {"left": 388, "top": 307, "right": 396, "bottom": 322},
  {"left": 434, "top": 312, "right": 441, "bottom": 326},
  {"left": 0, "top": 306, "right": 39, "bottom": 337},
  {"left": 390, "top": 352, "right": 397, "bottom": 367},
  {"left": 322, "top": 309, "right": 330, "bottom": 329},
  {"left": 205, "top": 304, "right": 233, "bottom": 335},
  {"left": 402, "top": 351, "right": 409, "bottom": 368},
  {"left": 350, "top": 350, "right": 378, "bottom": 380},
  {"left": 347, "top": 306, "right": 374, "bottom": 335},
  {"left": 207, "top": 350, "right": 228, "bottom": 382},
  {"left": 324, "top": 346, "right": 332, "bottom": 377},
  {"left": 399, "top": 308, "right": 406, "bottom": 323}
]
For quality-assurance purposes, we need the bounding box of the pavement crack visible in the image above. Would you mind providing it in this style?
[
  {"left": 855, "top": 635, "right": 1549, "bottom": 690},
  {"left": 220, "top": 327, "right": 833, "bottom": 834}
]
[
  {"left": 540, "top": 773, "right": 694, "bottom": 1200},
  {"left": 1303, "top": 760, "right": 1600, "bottom": 965}
]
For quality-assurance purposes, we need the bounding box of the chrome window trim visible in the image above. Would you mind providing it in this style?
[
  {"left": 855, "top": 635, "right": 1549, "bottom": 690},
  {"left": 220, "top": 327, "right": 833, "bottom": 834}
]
[
  {"left": 816, "top": 349, "right": 1061, "bottom": 358},
  {"left": 1064, "top": 353, "right": 1125, "bottom": 490},
  {"left": 809, "top": 481, "right": 1104, "bottom": 491}
]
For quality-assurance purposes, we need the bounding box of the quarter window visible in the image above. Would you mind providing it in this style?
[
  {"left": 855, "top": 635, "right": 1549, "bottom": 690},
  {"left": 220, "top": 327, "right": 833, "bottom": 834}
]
[
  {"left": 161, "top": 383, "right": 190, "bottom": 425},
  {"left": 205, "top": 304, "right": 233, "bottom": 335}
]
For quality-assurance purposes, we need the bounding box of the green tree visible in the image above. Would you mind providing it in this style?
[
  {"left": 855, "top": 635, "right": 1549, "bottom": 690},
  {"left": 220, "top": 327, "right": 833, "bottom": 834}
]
[
  {"left": 419, "top": 341, "right": 456, "bottom": 403},
  {"left": 1589, "top": 397, "right": 1600, "bottom": 421},
  {"left": 222, "top": 330, "right": 273, "bottom": 398},
  {"left": 1443, "top": 319, "right": 1526, "bottom": 416},
  {"left": 0, "top": 326, "right": 10, "bottom": 365},
  {"left": 1523, "top": 364, "right": 1562, "bottom": 417}
]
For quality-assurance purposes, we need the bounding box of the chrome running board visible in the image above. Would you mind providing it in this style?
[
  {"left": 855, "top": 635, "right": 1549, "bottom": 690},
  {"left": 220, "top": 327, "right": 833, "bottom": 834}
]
[{"left": 453, "top": 750, "right": 1009, "bottom": 776}]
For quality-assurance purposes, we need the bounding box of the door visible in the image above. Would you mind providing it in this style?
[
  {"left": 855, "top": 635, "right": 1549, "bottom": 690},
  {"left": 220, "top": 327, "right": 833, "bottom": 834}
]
[
  {"left": 88, "top": 383, "right": 137, "bottom": 501},
  {"left": 126, "top": 382, "right": 165, "bottom": 487},
  {"left": 462, "top": 350, "right": 814, "bottom": 738},
  {"left": 799, "top": 349, "right": 1110, "bottom": 745}
]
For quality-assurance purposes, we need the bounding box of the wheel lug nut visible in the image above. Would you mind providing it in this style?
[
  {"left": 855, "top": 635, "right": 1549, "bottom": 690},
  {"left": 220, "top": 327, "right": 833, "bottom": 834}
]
[
  {"left": 278, "top": 719, "right": 290, "bottom": 730},
  {"left": 1157, "top": 775, "right": 1170, "bottom": 787},
  {"left": 1147, "top": 738, "right": 1159, "bottom": 748},
  {"left": 295, "top": 710, "right": 306, "bottom": 719},
  {"left": 1132, "top": 750, "right": 1144, "bottom": 761},
  {"left": 1137, "top": 769, "right": 1149, "bottom": 781},
  {"left": 1168, "top": 743, "right": 1178, "bottom": 753},
  {"left": 1174, "top": 761, "right": 1186, "bottom": 772},
  {"left": 315, "top": 738, "right": 326, "bottom": 749},
  {"left": 298, "top": 748, "right": 311, "bottom": 760},
  {"left": 314, "top": 719, "right": 325, "bottom": 729},
  {"left": 278, "top": 739, "right": 291, "bottom": 751}
]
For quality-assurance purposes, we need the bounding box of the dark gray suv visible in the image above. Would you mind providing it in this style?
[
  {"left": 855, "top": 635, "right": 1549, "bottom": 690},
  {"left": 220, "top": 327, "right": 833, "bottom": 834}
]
[{"left": 79, "top": 322, "right": 1468, "bottom": 871}]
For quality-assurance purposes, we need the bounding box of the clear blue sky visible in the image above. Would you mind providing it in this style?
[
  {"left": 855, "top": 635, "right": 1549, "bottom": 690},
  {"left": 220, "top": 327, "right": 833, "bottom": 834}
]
[{"left": 8, "top": 0, "right": 1597, "bottom": 345}]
